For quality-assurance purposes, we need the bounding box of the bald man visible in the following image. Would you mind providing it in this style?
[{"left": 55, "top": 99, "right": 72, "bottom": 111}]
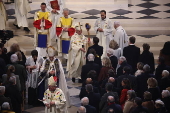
[{"left": 114, "top": 21, "right": 128, "bottom": 54}]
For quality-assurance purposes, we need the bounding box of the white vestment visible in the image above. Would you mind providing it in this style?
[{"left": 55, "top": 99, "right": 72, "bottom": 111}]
[
  {"left": 114, "top": 26, "right": 128, "bottom": 55},
  {"left": 67, "top": 33, "right": 87, "bottom": 78},
  {"left": 34, "top": 10, "right": 51, "bottom": 57},
  {"left": 14, "top": 0, "right": 31, "bottom": 27},
  {"left": 45, "top": 0, "right": 64, "bottom": 40},
  {"left": 94, "top": 17, "right": 113, "bottom": 58},
  {"left": 41, "top": 58, "right": 71, "bottom": 107},
  {"left": 43, "top": 88, "right": 67, "bottom": 113},
  {"left": 26, "top": 56, "right": 44, "bottom": 88},
  {"left": 0, "top": 1, "right": 7, "bottom": 30}
]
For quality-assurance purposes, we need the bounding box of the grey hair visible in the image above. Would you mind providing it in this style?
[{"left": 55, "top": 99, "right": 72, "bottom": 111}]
[
  {"left": 78, "top": 106, "right": 86, "bottom": 113},
  {"left": 0, "top": 86, "right": 5, "bottom": 95},
  {"left": 88, "top": 54, "right": 94, "bottom": 61},
  {"left": 162, "top": 90, "right": 170, "bottom": 98},
  {"left": 119, "top": 56, "right": 126, "bottom": 62},
  {"left": 114, "top": 21, "right": 120, "bottom": 25},
  {"left": 143, "top": 64, "right": 150, "bottom": 72},
  {"left": 63, "top": 8, "right": 69, "bottom": 11},
  {"left": 85, "top": 84, "right": 93, "bottom": 92},
  {"left": 127, "top": 90, "right": 136, "bottom": 101},
  {"left": 81, "top": 97, "right": 89, "bottom": 105},
  {"left": 9, "top": 76, "right": 16, "bottom": 84},
  {"left": 162, "top": 70, "right": 169, "bottom": 78},
  {"left": 2, "top": 102, "right": 10, "bottom": 110},
  {"left": 10, "top": 54, "right": 18, "bottom": 63},
  {"left": 107, "top": 96, "right": 115, "bottom": 103}
]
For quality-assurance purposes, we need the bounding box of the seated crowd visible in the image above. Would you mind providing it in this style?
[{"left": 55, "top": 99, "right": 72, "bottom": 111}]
[{"left": 0, "top": 39, "right": 170, "bottom": 113}]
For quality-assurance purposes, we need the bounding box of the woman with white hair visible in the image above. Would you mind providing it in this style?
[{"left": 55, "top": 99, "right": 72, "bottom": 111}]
[
  {"left": 162, "top": 90, "right": 170, "bottom": 112},
  {"left": 1, "top": 102, "right": 15, "bottom": 113},
  {"left": 109, "top": 39, "right": 122, "bottom": 59},
  {"left": 155, "top": 100, "right": 167, "bottom": 113},
  {"left": 160, "top": 70, "right": 170, "bottom": 91}
]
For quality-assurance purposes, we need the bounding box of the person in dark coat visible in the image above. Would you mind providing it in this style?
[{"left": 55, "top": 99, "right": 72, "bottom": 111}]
[
  {"left": 162, "top": 90, "right": 170, "bottom": 113},
  {"left": 79, "top": 78, "right": 99, "bottom": 99},
  {"left": 117, "top": 66, "right": 136, "bottom": 90},
  {"left": 0, "top": 43, "right": 8, "bottom": 64},
  {"left": 86, "top": 37, "right": 103, "bottom": 59},
  {"left": 99, "top": 83, "right": 119, "bottom": 113},
  {"left": 160, "top": 70, "right": 170, "bottom": 91},
  {"left": 0, "top": 86, "right": 13, "bottom": 110},
  {"left": 81, "top": 97, "right": 97, "bottom": 113},
  {"left": 81, "top": 54, "right": 100, "bottom": 82},
  {"left": 147, "top": 77, "right": 161, "bottom": 101},
  {"left": 155, "top": 57, "right": 170, "bottom": 86},
  {"left": 5, "top": 76, "right": 22, "bottom": 113},
  {"left": 105, "top": 96, "right": 123, "bottom": 113},
  {"left": 0, "top": 47, "right": 6, "bottom": 78},
  {"left": 107, "top": 48, "right": 118, "bottom": 70},
  {"left": 117, "top": 56, "right": 133, "bottom": 77},
  {"left": 131, "top": 97, "right": 149, "bottom": 113},
  {"left": 155, "top": 100, "right": 168, "bottom": 113},
  {"left": 123, "top": 36, "right": 140, "bottom": 73},
  {"left": 136, "top": 64, "right": 154, "bottom": 98},
  {"left": 139, "top": 43, "right": 155, "bottom": 73},
  {"left": 85, "top": 84, "right": 100, "bottom": 112}
]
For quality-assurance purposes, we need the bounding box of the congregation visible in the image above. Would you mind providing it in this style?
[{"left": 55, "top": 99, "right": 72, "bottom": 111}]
[{"left": 0, "top": 0, "right": 170, "bottom": 113}]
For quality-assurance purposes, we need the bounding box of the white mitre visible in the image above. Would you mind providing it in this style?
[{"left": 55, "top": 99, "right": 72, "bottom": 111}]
[
  {"left": 48, "top": 76, "right": 57, "bottom": 86},
  {"left": 47, "top": 46, "right": 55, "bottom": 57},
  {"left": 75, "top": 22, "right": 83, "bottom": 31}
]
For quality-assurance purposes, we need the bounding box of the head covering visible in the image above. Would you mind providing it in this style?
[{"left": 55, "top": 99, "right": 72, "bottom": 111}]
[
  {"left": 107, "top": 48, "right": 114, "bottom": 55},
  {"left": 47, "top": 46, "right": 55, "bottom": 57},
  {"left": 10, "top": 54, "right": 18, "bottom": 63},
  {"left": 75, "top": 22, "right": 83, "bottom": 31},
  {"left": 48, "top": 76, "right": 57, "bottom": 86}
]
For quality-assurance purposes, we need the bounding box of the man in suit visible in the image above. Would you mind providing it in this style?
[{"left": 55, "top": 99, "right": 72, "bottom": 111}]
[
  {"left": 117, "top": 66, "right": 137, "bottom": 90},
  {"left": 86, "top": 37, "right": 103, "bottom": 59},
  {"left": 81, "top": 54, "right": 100, "bottom": 82},
  {"left": 105, "top": 96, "right": 123, "bottom": 113},
  {"left": 99, "top": 83, "right": 119, "bottom": 113},
  {"left": 117, "top": 56, "right": 133, "bottom": 77},
  {"left": 107, "top": 48, "right": 118, "bottom": 70},
  {"left": 85, "top": 84, "right": 100, "bottom": 112},
  {"left": 123, "top": 36, "right": 140, "bottom": 73},
  {"left": 0, "top": 86, "right": 12, "bottom": 110},
  {"left": 81, "top": 97, "right": 97, "bottom": 113},
  {"left": 136, "top": 64, "right": 155, "bottom": 98}
]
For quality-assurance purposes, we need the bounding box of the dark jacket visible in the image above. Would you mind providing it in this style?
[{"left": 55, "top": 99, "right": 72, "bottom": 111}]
[
  {"left": 162, "top": 96, "right": 170, "bottom": 113},
  {"left": 160, "top": 77, "right": 170, "bottom": 91},
  {"left": 117, "top": 61, "right": 133, "bottom": 77},
  {"left": 136, "top": 72, "right": 154, "bottom": 98},
  {"left": 79, "top": 86, "right": 99, "bottom": 99},
  {"left": 86, "top": 92, "right": 101, "bottom": 112},
  {"left": 12, "top": 63, "right": 27, "bottom": 91},
  {"left": 0, "top": 58, "right": 6, "bottom": 78},
  {"left": 99, "top": 91, "right": 119, "bottom": 113},
  {"left": 84, "top": 105, "right": 97, "bottom": 113},
  {"left": 109, "top": 55, "right": 118, "bottom": 70},
  {"left": 5, "top": 84, "right": 22, "bottom": 113},
  {"left": 105, "top": 103, "right": 123, "bottom": 113},
  {"left": 147, "top": 87, "right": 161, "bottom": 101},
  {"left": 86, "top": 44, "right": 103, "bottom": 58},
  {"left": 0, "top": 95, "right": 13, "bottom": 110},
  {"left": 139, "top": 50, "right": 155, "bottom": 73},
  {"left": 131, "top": 105, "right": 148, "bottom": 113},
  {"left": 81, "top": 61, "right": 100, "bottom": 82},
  {"left": 123, "top": 45, "right": 140, "bottom": 73}
]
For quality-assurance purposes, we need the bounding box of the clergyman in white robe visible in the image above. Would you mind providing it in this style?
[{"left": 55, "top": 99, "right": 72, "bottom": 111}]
[
  {"left": 94, "top": 11, "right": 113, "bottom": 58},
  {"left": 45, "top": 0, "right": 64, "bottom": 40},
  {"left": 14, "top": 0, "right": 31, "bottom": 27},
  {"left": 113, "top": 21, "right": 128, "bottom": 55},
  {"left": 0, "top": 0, "right": 7, "bottom": 30}
]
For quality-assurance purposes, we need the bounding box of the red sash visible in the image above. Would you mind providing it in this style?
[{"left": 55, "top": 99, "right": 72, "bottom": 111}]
[{"left": 33, "top": 19, "right": 52, "bottom": 29}]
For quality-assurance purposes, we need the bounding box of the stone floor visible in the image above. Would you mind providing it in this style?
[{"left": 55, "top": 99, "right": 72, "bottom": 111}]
[{"left": 1, "top": 0, "right": 170, "bottom": 112}]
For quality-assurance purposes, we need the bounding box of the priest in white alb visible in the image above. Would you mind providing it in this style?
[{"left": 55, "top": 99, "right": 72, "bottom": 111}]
[
  {"left": 94, "top": 10, "right": 113, "bottom": 58},
  {"left": 67, "top": 23, "right": 88, "bottom": 83},
  {"left": 43, "top": 76, "right": 67, "bottom": 113},
  {"left": 0, "top": 0, "right": 7, "bottom": 30},
  {"left": 13, "top": 0, "right": 31, "bottom": 32},
  {"left": 45, "top": 0, "right": 64, "bottom": 40},
  {"left": 113, "top": 21, "right": 128, "bottom": 55}
]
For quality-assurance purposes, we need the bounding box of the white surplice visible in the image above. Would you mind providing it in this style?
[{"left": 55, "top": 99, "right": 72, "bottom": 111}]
[
  {"left": 0, "top": 1, "right": 7, "bottom": 30},
  {"left": 94, "top": 17, "right": 113, "bottom": 58},
  {"left": 45, "top": 0, "right": 64, "bottom": 40},
  {"left": 14, "top": 0, "right": 31, "bottom": 27},
  {"left": 114, "top": 26, "right": 128, "bottom": 55}
]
